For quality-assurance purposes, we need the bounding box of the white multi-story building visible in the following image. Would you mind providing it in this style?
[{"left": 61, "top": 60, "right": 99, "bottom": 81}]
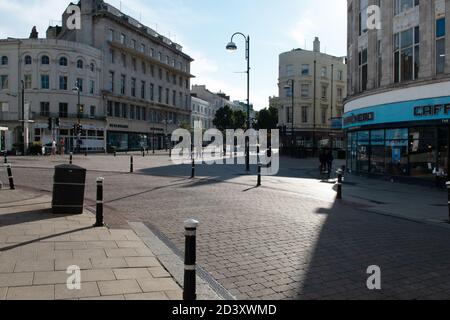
[
  {"left": 275, "top": 37, "right": 347, "bottom": 153},
  {"left": 0, "top": 37, "right": 104, "bottom": 152},
  {"left": 191, "top": 96, "right": 213, "bottom": 130}
]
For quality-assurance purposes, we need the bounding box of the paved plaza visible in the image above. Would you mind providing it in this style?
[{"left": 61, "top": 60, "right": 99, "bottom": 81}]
[{"left": 1, "top": 152, "right": 450, "bottom": 300}]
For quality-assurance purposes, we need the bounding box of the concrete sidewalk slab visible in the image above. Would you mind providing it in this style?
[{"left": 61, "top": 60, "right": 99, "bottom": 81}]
[{"left": 0, "top": 189, "right": 183, "bottom": 300}]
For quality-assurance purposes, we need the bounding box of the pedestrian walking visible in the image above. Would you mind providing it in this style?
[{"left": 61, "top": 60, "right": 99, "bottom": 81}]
[
  {"left": 319, "top": 150, "right": 326, "bottom": 173},
  {"left": 326, "top": 149, "right": 334, "bottom": 174},
  {"left": 51, "top": 139, "right": 56, "bottom": 156}
]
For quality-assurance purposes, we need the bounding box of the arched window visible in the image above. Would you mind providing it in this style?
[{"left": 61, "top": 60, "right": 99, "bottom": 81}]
[
  {"left": 59, "top": 57, "right": 68, "bottom": 66},
  {"left": 90, "top": 63, "right": 95, "bottom": 72},
  {"left": 41, "top": 55, "right": 50, "bottom": 65},
  {"left": 24, "top": 55, "right": 32, "bottom": 65},
  {"left": 77, "top": 59, "right": 83, "bottom": 69},
  {"left": 1, "top": 56, "right": 8, "bottom": 66}
]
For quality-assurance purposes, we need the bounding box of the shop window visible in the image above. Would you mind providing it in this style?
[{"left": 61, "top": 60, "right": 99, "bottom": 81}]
[
  {"left": 409, "top": 128, "right": 436, "bottom": 179},
  {"left": 356, "top": 131, "right": 370, "bottom": 173},
  {"left": 385, "top": 129, "right": 408, "bottom": 176},
  {"left": 370, "top": 130, "right": 385, "bottom": 174}
]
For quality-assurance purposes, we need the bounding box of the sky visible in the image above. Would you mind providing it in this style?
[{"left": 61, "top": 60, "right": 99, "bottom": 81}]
[{"left": 0, "top": 0, "right": 347, "bottom": 110}]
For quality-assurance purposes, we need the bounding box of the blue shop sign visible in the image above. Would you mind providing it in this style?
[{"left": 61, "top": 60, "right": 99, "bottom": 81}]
[{"left": 343, "top": 96, "right": 450, "bottom": 129}]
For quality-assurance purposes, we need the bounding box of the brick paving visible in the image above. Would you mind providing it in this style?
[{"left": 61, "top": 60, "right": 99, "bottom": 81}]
[{"left": 5, "top": 154, "right": 450, "bottom": 300}]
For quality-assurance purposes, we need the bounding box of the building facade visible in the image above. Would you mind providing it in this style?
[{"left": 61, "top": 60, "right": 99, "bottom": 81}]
[
  {"left": 0, "top": 0, "right": 193, "bottom": 154},
  {"left": 191, "top": 96, "right": 213, "bottom": 130},
  {"left": 191, "top": 85, "right": 256, "bottom": 128},
  {"left": 0, "top": 38, "right": 104, "bottom": 153},
  {"left": 345, "top": 0, "right": 450, "bottom": 184},
  {"left": 276, "top": 38, "right": 347, "bottom": 153}
]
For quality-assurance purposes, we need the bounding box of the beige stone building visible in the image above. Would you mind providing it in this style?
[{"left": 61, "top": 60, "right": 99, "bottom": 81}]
[
  {"left": 275, "top": 38, "right": 347, "bottom": 153},
  {"left": 0, "top": 0, "right": 193, "bottom": 153},
  {"left": 345, "top": 0, "right": 450, "bottom": 184}
]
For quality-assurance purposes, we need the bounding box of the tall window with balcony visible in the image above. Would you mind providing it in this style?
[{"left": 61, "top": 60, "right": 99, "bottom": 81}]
[
  {"left": 301, "top": 64, "right": 310, "bottom": 76},
  {"left": 41, "top": 75, "right": 49, "bottom": 89},
  {"left": 108, "top": 71, "right": 114, "bottom": 92},
  {"left": 59, "top": 103, "right": 68, "bottom": 118},
  {"left": 301, "top": 106, "right": 308, "bottom": 123},
  {"left": 301, "top": 84, "right": 309, "bottom": 98},
  {"left": 131, "top": 78, "right": 136, "bottom": 97}
]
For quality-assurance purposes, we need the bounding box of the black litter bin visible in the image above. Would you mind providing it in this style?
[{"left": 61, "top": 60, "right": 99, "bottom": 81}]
[{"left": 52, "top": 164, "right": 86, "bottom": 214}]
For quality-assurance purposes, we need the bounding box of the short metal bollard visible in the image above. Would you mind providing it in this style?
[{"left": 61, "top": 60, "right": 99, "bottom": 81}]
[
  {"left": 94, "top": 177, "right": 105, "bottom": 227},
  {"left": 69, "top": 152, "right": 73, "bottom": 164},
  {"left": 336, "top": 169, "right": 343, "bottom": 199},
  {"left": 257, "top": 163, "right": 262, "bottom": 187},
  {"left": 191, "top": 157, "right": 195, "bottom": 179},
  {"left": 130, "top": 156, "right": 134, "bottom": 173},
  {"left": 3, "top": 154, "right": 7, "bottom": 164},
  {"left": 5, "top": 164, "right": 14, "bottom": 190},
  {"left": 142, "top": 149, "right": 145, "bottom": 157},
  {"left": 446, "top": 182, "right": 450, "bottom": 223},
  {"left": 114, "top": 151, "right": 117, "bottom": 157},
  {"left": 183, "top": 219, "right": 199, "bottom": 301}
]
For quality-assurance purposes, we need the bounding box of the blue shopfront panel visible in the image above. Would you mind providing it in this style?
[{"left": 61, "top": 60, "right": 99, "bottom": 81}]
[{"left": 343, "top": 96, "right": 450, "bottom": 129}]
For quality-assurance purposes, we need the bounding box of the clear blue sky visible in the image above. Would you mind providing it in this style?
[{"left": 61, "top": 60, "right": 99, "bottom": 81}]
[{"left": 0, "top": 0, "right": 347, "bottom": 110}]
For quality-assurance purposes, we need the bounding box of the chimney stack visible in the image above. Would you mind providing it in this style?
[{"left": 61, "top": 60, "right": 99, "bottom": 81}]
[{"left": 313, "top": 37, "right": 320, "bottom": 53}]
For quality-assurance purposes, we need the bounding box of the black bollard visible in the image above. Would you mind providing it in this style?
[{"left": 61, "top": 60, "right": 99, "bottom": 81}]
[
  {"left": 94, "top": 177, "right": 105, "bottom": 227},
  {"left": 336, "top": 169, "right": 343, "bottom": 200},
  {"left": 191, "top": 157, "right": 195, "bottom": 179},
  {"left": 447, "top": 182, "right": 450, "bottom": 223},
  {"left": 69, "top": 152, "right": 73, "bottom": 164},
  {"left": 142, "top": 149, "right": 145, "bottom": 157},
  {"left": 3, "top": 154, "right": 7, "bottom": 164},
  {"left": 257, "top": 163, "right": 262, "bottom": 187},
  {"left": 130, "top": 156, "right": 134, "bottom": 173},
  {"left": 6, "top": 164, "right": 14, "bottom": 190},
  {"left": 183, "top": 219, "right": 199, "bottom": 301}
]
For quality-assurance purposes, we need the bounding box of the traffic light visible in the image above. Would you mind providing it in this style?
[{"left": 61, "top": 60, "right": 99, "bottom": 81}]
[
  {"left": 55, "top": 118, "right": 60, "bottom": 128},
  {"left": 48, "top": 118, "right": 52, "bottom": 130}
]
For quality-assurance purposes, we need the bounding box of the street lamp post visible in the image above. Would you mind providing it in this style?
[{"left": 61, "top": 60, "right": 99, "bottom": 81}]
[
  {"left": 226, "top": 32, "right": 250, "bottom": 172},
  {"left": 21, "top": 80, "right": 25, "bottom": 156},
  {"left": 284, "top": 80, "right": 295, "bottom": 151},
  {"left": 72, "top": 82, "right": 81, "bottom": 154}
]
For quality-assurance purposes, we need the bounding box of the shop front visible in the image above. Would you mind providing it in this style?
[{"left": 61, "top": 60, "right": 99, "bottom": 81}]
[
  {"left": 344, "top": 94, "right": 450, "bottom": 186},
  {"left": 106, "top": 123, "right": 166, "bottom": 152}
]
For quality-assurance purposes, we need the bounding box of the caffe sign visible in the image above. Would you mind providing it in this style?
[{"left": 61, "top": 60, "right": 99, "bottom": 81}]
[{"left": 414, "top": 104, "right": 450, "bottom": 117}]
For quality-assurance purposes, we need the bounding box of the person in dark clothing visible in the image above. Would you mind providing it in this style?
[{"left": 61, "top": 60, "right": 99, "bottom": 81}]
[
  {"left": 319, "top": 150, "right": 326, "bottom": 173},
  {"left": 326, "top": 150, "right": 334, "bottom": 173}
]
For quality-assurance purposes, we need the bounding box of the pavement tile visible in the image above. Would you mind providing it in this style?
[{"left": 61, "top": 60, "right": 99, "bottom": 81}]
[
  {"left": 55, "top": 259, "right": 92, "bottom": 271},
  {"left": 86, "top": 241, "right": 118, "bottom": 249},
  {"left": 80, "top": 295, "right": 125, "bottom": 300},
  {"left": 81, "top": 269, "right": 116, "bottom": 282},
  {"left": 0, "top": 260, "right": 16, "bottom": 273},
  {"left": 105, "top": 248, "right": 139, "bottom": 258},
  {"left": 137, "top": 278, "right": 180, "bottom": 293},
  {"left": 91, "top": 258, "right": 128, "bottom": 269},
  {"left": 14, "top": 260, "right": 54, "bottom": 272},
  {"left": 98, "top": 279, "right": 142, "bottom": 296},
  {"left": 6, "top": 285, "right": 54, "bottom": 300},
  {"left": 0, "top": 287, "right": 6, "bottom": 299},
  {"left": 0, "top": 272, "right": 33, "bottom": 287},
  {"left": 148, "top": 267, "right": 171, "bottom": 278},
  {"left": 113, "top": 268, "right": 153, "bottom": 280},
  {"left": 164, "top": 290, "right": 183, "bottom": 300},
  {"left": 73, "top": 249, "right": 107, "bottom": 259},
  {"left": 54, "top": 242, "right": 87, "bottom": 250},
  {"left": 125, "top": 257, "right": 160, "bottom": 268},
  {"left": 116, "top": 241, "right": 147, "bottom": 249},
  {"left": 34, "top": 271, "right": 68, "bottom": 285},
  {"left": 55, "top": 282, "right": 100, "bottom": 300},
  {"left": 125, "top": 292, "right": 169, "bottom": 300}
]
